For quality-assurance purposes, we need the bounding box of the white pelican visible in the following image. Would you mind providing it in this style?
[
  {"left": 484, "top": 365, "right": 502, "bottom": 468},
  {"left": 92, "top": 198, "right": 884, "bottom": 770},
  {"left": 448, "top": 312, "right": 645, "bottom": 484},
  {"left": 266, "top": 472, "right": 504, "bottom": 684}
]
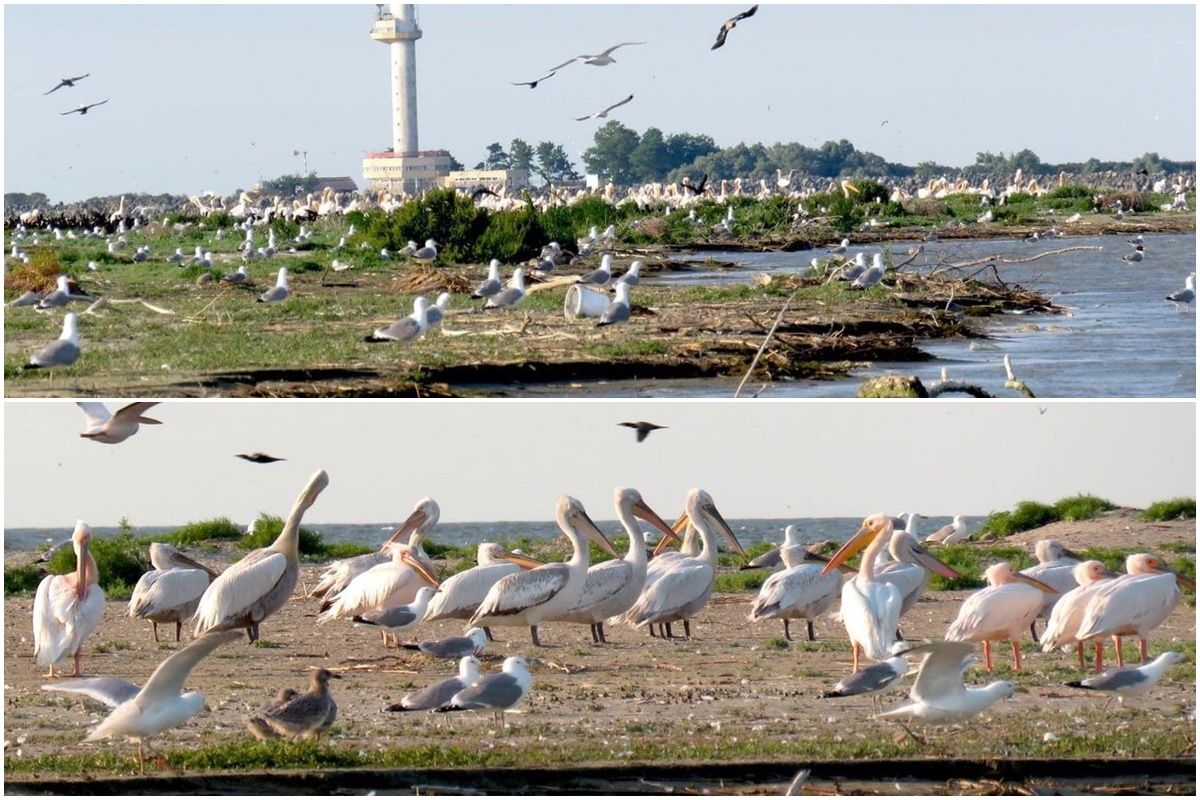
[
  {"left": 193, "top": 470, "right": 329, "bottom": 641},
  {"left": 924, "top": 515, "right": 969, "bottom": 545},
  {"left": 306, "top": 511, "right": 432, "bottom": 601},
  {"left": 876, "top": 641, "right": 1016, "bottom": 728},
  {"left": 748, "top": 546, "right": 850, "bottom": 641},
  {"left": 423, "top": 544, "right": 544, "bottom": 628},
  {"left": 1065, "top": 651, "right": 1185, "bottom": 710},
  {"left": 742, "top": 524, "right": 804, "bottom": 571},
  {"left": 1020, "top": 539, "right": 1083, "bottom": 637},
  {"left": 1075, "top": 553, "right": 1195, "bottom": 665},
  {"left": 318, "top": 498, "right": 442, "bottom": 632},
  {"left": 471, "top": 259, "right": 503, "bottom": 299},
  {"left": 822, "top": 641, "right": 911, "bottom": 714},
  {"left": 85, "top": 630, "right": 240, "bottom": 774},
  {"left": 386, "top": 655, "right": 481, "bottom": 714},
  {"left": 435, "top": 654, "right": 532, "bottom": 729},
  {"left": 76, "top": 401, "right": 162, "bottom": 444},
  {"left": 1039, "top": 560, "right": 1122, "bottom": 671},
  {"left": 25, "top": 311, "right": 80, "bottom": 369},
  {"left": 350, "top": 585, "right": 438, "bottom": 644},
  {"left": 128, "top": 543, "right": 218, "bottom": 642},
  {"left": 876, "top": 526, "right": 960, "bottom": 625},
  {"left": 256, "top": 267, "right": 289, "bottom": 303},
  {"left": 402, "top": 627, "right": 488, "bottom": 660},
  {"left": 247, "top": 668, "right": 340, "bottom": 741},
  {"left": 33, "top": 520, "right": 106, "bottom": 677},
  {"left": 822, "top": 514, "right": 950, "bottom": 671},
  {"left": 945, "top": 562, "right": 1057, "bottom": 671},
  {"left": 550, "top": 487, "right": 677, "bottom": 643},
  {"left": 625, "top": 488, "right": 745, "bottom": 640},
  {"left": 470, "top": 496, "right": 616, "bottom": 647}
]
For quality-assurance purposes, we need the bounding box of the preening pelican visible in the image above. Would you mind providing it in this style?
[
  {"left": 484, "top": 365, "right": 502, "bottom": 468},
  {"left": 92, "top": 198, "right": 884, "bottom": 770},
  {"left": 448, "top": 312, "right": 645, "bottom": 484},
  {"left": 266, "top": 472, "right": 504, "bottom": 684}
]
[
  {"left": 876, "top": 641, "right": 1016, "bottom": 727},
  {"left": 625, "top": 488, "right": 745, "bottom": 639},
  {"left": 386, "top": 656, "right": 481, "bottom": 713},
  {"left": 424, "top": 543, "right": 544, "bottom": 626},
  {"left": 822, "top": 514, "right": 955, "bottom": 671},
  {"left": 85, "top": 631, "right": 240, "bottom": 774},
  {"left": 33, "top": 521, "right": 106, "bottom": 677},
  {"left": 945, "top": 562, "right": 1057, "bottom": 670},
  {"left": 1065, "top": 651, "right": 1185, "bottom": 709},
  {"left": 128, "top": 543, "right": 218, "bottom": 642},
  {"left": 550, "top": 487, "right": 677, "bottom": 643},
  {"left": 748, "top": 546, "right": 850, "bottom": 641},
  {"left": 1020, "top": 539, "right": 1083, "bottom": 638},
  {"left": 1039, "top": 560, "right": 1122, "bottom": 671},
  {"left": 193, "top": 470, "right": 329, "bottom": 641},
  {"left": 470, "top": 496, "right": 616, "bottom": 646},
  {"left": 1076, "top": 553, "right": 1195, "bottom": 665},
  {"left": 435, "top": 655, "right": 532, "bottom": 729},
  {"left": 307, "top": 505, "right": 437, "bottom": 601}
]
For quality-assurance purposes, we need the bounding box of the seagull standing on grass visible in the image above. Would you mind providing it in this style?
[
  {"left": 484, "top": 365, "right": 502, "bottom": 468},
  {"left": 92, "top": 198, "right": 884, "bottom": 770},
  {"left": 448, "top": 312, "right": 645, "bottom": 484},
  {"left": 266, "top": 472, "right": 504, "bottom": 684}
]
[
  {"left": 1065, "top": 652, "right": 1184, "bottom": 710},
  {"left": 368, "top": 297, "right": 430, "bottom": 343},
  {"left": 257, "top": 267, "right": 290, "bottom": 303},
  {"left": 25, "top": 312, "right": 81, "bottom": 369},
  {"left": 484, "top": 268, "right": 526, "bottom": 310},
  {"left": 471, "top": 260, "right": 503, "bottom": 299}
]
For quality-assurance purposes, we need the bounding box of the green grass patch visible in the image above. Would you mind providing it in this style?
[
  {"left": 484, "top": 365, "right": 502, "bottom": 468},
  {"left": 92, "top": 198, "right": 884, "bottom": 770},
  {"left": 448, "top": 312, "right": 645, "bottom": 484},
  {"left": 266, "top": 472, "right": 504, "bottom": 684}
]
[
  {"left": 714, "top": 571, "right": 766, "bottom": 593},
  {"left": 3, "top": 563, "right": 44, "bottom": 596},
  {"left": 978, "top": 501, "right": 1059, "bottom": 537},
  {"left": 1142, "top": 497, "right": 1196, "bottom": 521},
  {"left": 1051, "top": 494, "right": 1115, "bottom": 521},
  {"left": 152, "top": 516, "right": 243, "bottom": 547},
  {"left": 926, "top": 544, "right": 1034, "bottom": 590}
]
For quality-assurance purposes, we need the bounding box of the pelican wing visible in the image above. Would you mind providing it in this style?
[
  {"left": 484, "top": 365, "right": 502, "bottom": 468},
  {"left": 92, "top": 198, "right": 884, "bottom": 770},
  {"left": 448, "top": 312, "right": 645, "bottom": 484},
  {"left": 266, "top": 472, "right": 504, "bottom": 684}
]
[
  {"left": 630, "top": 562, "right": 712, "bottom": 625},
  {"left": 321, "top": 561, "right": 425, "bottom": 620},
  {"left": 194, "top": 550, "right": 287, "bottom": 634},
  {"left": 42, "top": 677, "right": 141, "bottom": 708},
  {"left": 1077, "top": 573, "right": 1180, "bottom": 640},
  {"left": 906, "top": 641, "right": 974, "bottom": 705},
  {"left": 572, "top": 560, "right": 634, "bottom": 610},
  {"left": 749, "top": 564, "right": 836, "bottom": 620},
  {"left": 841, "top": 577, "right": 901, "bottom": 661},
  {"left": 138, "top": 631, "right": 241, "bottom": 703},
  {"left": 946, "top": 584, "right": 1043, "bottom": 641},
  {"left": 309, "top": 551, "right": 388, "bottom": 599},
  {"left": 450, "top": 672, "right": 523, "bottom": 710},
  {"left": 129, "top": 568, "right": 210, "bottom": 618},
  {"left": 474, "top": 565, "right": 569, "bottom": 619},
  {"left": 426, "top": 563, "right": 520, "bottom": 621}
]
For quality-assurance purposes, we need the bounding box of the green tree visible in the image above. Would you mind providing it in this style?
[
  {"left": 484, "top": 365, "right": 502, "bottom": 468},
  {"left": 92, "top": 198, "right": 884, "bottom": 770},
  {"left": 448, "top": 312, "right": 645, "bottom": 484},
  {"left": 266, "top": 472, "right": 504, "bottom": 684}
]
[
  {"left": 582, "top": 121, "right": 641, "bottom": 184},
  {"left": 630, "top": 127, "right": 670, "bottom": 182},
  {"left": 665, "top": 133, "right": 718, "bottom": 170},
  {"left": 536, "top": 142, "right": 580, "bottom": 182},
  {"left": 261, "top": 172, "right": 319, "bottom": 196},
  {"left": 475, "top": 142, "right": 510, "bottom": 170},
  {"left": 509, "top": 138, "right": 535, "bottom": 171}
]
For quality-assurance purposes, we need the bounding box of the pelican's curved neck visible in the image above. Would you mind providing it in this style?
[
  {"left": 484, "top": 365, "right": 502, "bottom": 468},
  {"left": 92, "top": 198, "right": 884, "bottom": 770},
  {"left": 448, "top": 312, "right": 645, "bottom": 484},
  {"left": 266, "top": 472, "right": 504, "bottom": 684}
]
[
  {"left": 859, "top": 527, "right": 891, "bottom": 583},
  {"left": 615, "top": 500, "right": 646, "bottom": 568}
]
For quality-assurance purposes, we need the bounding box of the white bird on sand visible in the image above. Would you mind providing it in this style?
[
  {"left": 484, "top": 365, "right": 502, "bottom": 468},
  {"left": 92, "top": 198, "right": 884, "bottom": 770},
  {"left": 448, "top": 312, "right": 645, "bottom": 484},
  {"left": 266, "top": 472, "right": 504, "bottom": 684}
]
[
  {"left": 256, "top": 267, "right": 290, "bottom": 303},
  {"left": 402, "top": 627, "right": 489, "bottom": 661},
  {"left": 435, "top": 655, "right": 532, "bottom": 729},
  {"left": 549, "top": 41, "right": 646, "bottom": 71},
  {"left": 1075, "top": 553, "right": 1195, "bottom": 666},
  {"left": 748, "top": 547, "right": 849, "bottom": 641},
  {"left": 625, "top": 488, "right": 746, "bottom": 640},
  {"left": 575, "top": 94, "right": 635, "bottom": 122},
  {"left": 549, "top": 487, "right": 678, "bottom": 643},
  {"left": 33, "top": 521, "right": 106, "bottom": 677},
  {"left": 84, "top": 630, "right": 240, "bottom": 773},
  {"left": 1040, "top": 560, "right": 1122, "bottom": 671},
  {"left": 470, "top": 496, "right": 616, "bottom": 647},
  {"left": 876, "top": 641, "right": 1017, "bottom": 728},
  {"left": 412, "top": 238, "right": 438, "bottom": 263},
  {"left": 471, "top": 259, "right": 504, "bottom": 299},
  {"left": 822, "top": 641, "right": 911, "bottom": 714},
  {"left": 923, "top": 515, "right": 969, "bottom": 545},
  {"left": 1166, "top": 273, "right": 1195, "bottom": 311},
  {"left": 576, "top": 254, "right": 614, "bottom": 286},
  {"left": 25, "top": 312, "right": 81, "bottom": 370},
  {"left": 597, "top": 281, "right": 632, "bottom": 327},
  {"left": 76, "top": 401, "right": 162, "bottom": 444},
  {"left": 351, "top": 585, "right": 439, "bottom": 643},
  {"left": 945, "top": 562, "right": 1058, "bottom": 671},
  {"left": 424, "top": 544, "right": 544, "bottom": 628},
  {"left": 484, "top": 267, "right": 526, "bottom": 309},
  {"left": 613, "top": 259, "right": 643, "bottom": 287},
  {"left": 193, "top": 470, "right": 329, "bottom": 642},
  {"left": 1065, "top": 651, "right": 1185, "bottom": 710},
  {"left": 1020, "top": 539, "right": 1083, "bottom": 638},
  {"left": 368, "top": 296, "right": 429, "bottom": 343},
  {"left": 247, "top": 668, "right": 341, "bottom": 741},
  {"left": 128, "top": 543, "right": 218, "bottom": 642},
  {"left": 387, "top": 656, "right": 482, "bottom": 713}
]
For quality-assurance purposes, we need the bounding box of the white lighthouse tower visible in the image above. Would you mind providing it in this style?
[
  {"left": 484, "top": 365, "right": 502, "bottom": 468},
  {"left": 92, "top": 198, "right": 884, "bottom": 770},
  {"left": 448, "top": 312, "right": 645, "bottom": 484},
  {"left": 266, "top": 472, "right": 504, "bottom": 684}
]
[{"left": 362, "top": 4, "right": 453, "bottom": 193}]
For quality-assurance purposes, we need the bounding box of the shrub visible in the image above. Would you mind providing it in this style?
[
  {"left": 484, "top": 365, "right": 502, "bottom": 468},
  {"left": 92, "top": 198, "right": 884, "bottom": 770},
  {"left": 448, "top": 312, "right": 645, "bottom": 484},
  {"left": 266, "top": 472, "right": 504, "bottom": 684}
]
[
  {"left": 926, "top": 544, "right": 1034, "bottom": 591},
  {"left": 237, "top": 514, "right": 324, "bottom": 555},
  {"left": 1052, "top": 494, "right": 1115, "bottom": 521},
  {"left": 43, "top": 524, "right": 150, "bottom": 596},
  {"left": 977, "top": 501, "right": 1057, "bottom": 537},
  {"left": 4, "top": 563, "right": 45, "bottom": 596},
  {"left": 1142, "top": 498, "right": 1196, "bottom": 521},
  {"left": 155, "top": 517, "right": 243, "bottom": 548}
]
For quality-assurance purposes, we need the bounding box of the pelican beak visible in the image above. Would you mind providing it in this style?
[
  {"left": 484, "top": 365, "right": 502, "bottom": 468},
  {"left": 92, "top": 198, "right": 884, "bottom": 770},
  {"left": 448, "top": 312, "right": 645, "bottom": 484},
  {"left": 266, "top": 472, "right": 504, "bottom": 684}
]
[
  {"left": 910, "top": 542, "right": 961, "bottom": 579},
  {"left": 1059, "top": 546, "right": 1084, "bottom": 562},
  {"left": 495, "top": 548, "right": 545, "bottom": 570},
  {"left": 821, "top": 518, "right": 885, "bottom": 576},
  {"left": 1161, "top": 565, "right": 1196, "bottom": 591},
  {"left": 386, "top": 507, "right": 429, "bottom": 544},
  {"left": 1012, "top": 573, "right": 1058, "bottom": 594},
  {"left": 696, "top": 498, "right": 746, "bottom": 556},
  {"left": 653, "top": 513, "right": 690, "bottom": 556},
  {"left": 803, "top": 549, "right": 856, "bottom": 574},
  {"left": 400, "top": 552, "right": 440, "bottom": 588},
  {"left": 631, "top": 498, "right": 678, "bottom": 544},
  {"left": 573, "top": 506, "right": 618, "bottom": 558}
]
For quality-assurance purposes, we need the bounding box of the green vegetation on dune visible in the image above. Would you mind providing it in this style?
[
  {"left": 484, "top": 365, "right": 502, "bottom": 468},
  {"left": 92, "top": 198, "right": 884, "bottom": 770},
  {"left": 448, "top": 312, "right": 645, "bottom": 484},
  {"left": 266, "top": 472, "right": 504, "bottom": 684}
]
[
  {"left": 1143, "top": 498, "right": 1196, "bottom": 521},
  {"left": 977, "top": 494, "right": 1116, "bottom": 538}
]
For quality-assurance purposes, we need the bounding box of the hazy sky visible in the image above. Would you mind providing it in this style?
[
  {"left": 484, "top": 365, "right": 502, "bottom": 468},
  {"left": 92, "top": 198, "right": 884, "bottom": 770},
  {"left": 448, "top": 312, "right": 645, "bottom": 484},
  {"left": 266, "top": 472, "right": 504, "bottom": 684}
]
[
  {"left": 4, "top": 3, "right": 1195, "bottom": 203},
  {"left": 3, "top": 400, "right": 1195, "bottom": 528}
]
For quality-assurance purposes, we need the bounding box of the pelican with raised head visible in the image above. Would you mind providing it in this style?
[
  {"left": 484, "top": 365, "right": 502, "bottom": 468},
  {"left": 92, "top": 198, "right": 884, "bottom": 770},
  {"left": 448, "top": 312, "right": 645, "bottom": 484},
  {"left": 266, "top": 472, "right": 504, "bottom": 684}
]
[{"left": 33, "top": 521, "right": 106, "bottom": 677}]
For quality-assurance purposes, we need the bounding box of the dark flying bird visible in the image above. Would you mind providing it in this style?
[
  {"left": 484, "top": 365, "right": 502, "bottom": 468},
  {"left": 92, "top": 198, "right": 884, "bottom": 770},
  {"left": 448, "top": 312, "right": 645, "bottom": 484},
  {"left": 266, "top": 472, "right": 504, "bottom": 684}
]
[
  {"left": 61, "top": 100, "right": 108, "bottom": 116},
  {"left": 471, "top": 186, "right": 501, "bottom": 202},
  {"left": 575, "top": 93, "right": 634, "bottom": 122},
  {"left": 618, "top": 421, "right": 667, "bottom": 443},
  {"left": 712, "top": 5, "right": 758, "bottom": 50},
  {"left": 235, "top": 452, "right": 286, "bottom": 464},
  {"left": 511, "top": 71, "right": 557, "bottom": 89},
  {"left": 681, "top": 173, "right": 709, "bottom": 196},
  {"left": 44, "top": 73, "right": 90, "bottom": 95}
]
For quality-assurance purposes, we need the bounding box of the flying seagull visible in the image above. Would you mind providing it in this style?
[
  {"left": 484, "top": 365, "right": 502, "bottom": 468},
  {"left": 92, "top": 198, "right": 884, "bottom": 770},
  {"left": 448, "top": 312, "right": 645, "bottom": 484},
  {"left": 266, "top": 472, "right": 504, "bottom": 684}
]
[
  {"left": 549, "top": 42, "right": 646, "bottom": 71},
  {"left": 511, "top": 71, "right": 557, "bottom": 89},
  {"left": 619, "top": 421, "right": 667, "bottom": 443},
  {"left": 61, "top": 99, "right": 108, "bottom": 116},
  {"left": 576, "top": 94, "right": 634, "bottom": 122},
  {"left": 236, "top": 453, "right": 286, "bottom": 464},
  {"left": 77, "top": 402, "right": 162, "bottom": 445},
  {"left": 45, "top": 73, "right": 90, "bottom": 95},
  {"left": 712, "top": 5, "right": 759, "bottom": 50}
]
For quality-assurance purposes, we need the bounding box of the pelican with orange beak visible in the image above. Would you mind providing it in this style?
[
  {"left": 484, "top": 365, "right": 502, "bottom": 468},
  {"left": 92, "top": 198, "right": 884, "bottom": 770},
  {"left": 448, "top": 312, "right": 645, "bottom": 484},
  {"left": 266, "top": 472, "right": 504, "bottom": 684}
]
[
  {"left": 821, "top": 513, "right": 959, "bottom": 671},
  {"left": 34, "top": 520, "right": 106, "bottom": 677},
  {"left": 945, "top": 562, "right": 1059, "bottom": 671}
]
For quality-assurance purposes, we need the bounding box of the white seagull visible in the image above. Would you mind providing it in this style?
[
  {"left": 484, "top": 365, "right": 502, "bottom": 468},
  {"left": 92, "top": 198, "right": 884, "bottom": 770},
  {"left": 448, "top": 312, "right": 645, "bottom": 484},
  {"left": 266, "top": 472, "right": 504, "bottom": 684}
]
[
  {"left": 1166, "top": 273, "right": 1195, "bottom": 311},
  {"left": 387, "top": 655, "right": 482, "bottom": 713},
  {"left": 368, "top": 296, "right": 429, "bottom": 343},
  {"left": 436, "top": 655, "right": 533, "bottom": 729},
  {"left": 1065, "top": 651, "right": 1185, "bottom": 710},
  {"left": 25, "top": 312, "right": 81, "bottom": 370},
  {"left": 876, "top": 641, "right": 1017, "bottom": 728},
  {"left": 576, "top": 94, "right": 634, "bottom": 122},
  {"left": 597, "top": 282, "right": 632, "bottom": 327},
  {"left": 484, "top": 267, "right": 526, "bottom": 309},
  {"left": 76, "top": 401, "right": 162, "bottom": 444},
  {"left": 256, "top": 267, "right": 290, "bottom": 303},
  {"left": 550, "top": 41, "right": 646, "bottom": 71},
  {"left": 822, "top": 641, "right": 911, "bottom": 714},
  {"left": 412, "top": 238, "right": 438, "bottom": 262},
  {"left": 471, "top": 259, "right": 504, "bottom": 298}
]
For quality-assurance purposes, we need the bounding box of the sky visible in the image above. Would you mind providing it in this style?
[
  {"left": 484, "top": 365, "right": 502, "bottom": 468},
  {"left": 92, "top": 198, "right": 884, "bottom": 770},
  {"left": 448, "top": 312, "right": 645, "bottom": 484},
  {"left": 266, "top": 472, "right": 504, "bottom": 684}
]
[
  {"left": 3, "top": 2, "right": 1196, "bottom": 203},
  {"left": 3, "top": 400, "right": 1195, "bottom": 528}
]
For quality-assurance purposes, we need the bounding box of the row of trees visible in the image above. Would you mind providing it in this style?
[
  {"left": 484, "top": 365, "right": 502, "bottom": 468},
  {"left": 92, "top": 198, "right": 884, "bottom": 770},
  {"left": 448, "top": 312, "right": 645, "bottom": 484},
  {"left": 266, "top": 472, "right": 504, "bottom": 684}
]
[{"left": 475, "top": 139, "right": 580, "bottom": 183}]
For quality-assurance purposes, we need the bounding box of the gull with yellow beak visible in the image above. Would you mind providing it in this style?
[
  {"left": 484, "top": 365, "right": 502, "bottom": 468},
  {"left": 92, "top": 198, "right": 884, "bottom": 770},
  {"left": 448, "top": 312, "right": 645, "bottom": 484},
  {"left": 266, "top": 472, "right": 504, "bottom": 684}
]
[{"left": 945, "top": 562, "right": 1059, "bottom": 671}]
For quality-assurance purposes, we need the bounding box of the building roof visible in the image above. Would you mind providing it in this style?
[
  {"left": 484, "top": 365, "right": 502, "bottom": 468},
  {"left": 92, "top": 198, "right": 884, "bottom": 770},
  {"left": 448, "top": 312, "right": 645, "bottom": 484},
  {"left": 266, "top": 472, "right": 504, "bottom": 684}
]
[{"left": 313, "top": 177, "right": 359, "bottom": 193}]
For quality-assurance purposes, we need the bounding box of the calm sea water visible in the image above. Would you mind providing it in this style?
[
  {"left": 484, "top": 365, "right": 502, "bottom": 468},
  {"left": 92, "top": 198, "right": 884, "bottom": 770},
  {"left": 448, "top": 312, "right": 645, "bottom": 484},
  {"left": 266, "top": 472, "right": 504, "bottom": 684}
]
[
  {"left": 2, "top": 515, "right": 966, "bottom": 554},
  {"left": 510, "top": 233, "right": 1196, "bottom": 398}
]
